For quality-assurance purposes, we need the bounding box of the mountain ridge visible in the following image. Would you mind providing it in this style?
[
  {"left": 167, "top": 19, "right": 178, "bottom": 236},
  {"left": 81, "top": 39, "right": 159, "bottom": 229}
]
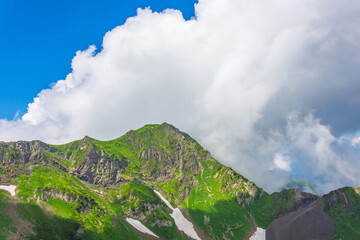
[{"left": 0, "top": 122, "right": 359, "bottom": 239}]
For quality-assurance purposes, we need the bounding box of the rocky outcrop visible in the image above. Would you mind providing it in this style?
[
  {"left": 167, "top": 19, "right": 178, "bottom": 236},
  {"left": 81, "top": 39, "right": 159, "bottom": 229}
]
[
  {"left": 35, "top": 186, "right": 107, "bottom": 218},
  {"left": 124, "top": 201, "right": 171, "bottom": 226},
  {"left": 0, "top": 140, "right": 60, "bottom": 178},
  {"left": 0, "top": 140, "right": 57, "bottom": 163},
  {"left": 275, "top": 188, "right": 319, "bottom": 218},
  {"left": 323, "top": 187, "right": 356, "bottom": 210},
  {"left": 73, "top": 146, "right": 128, "bottom": 186},
  {"left": 266, "top": 199, "right": 336, "bottom": 240},
  {"left": 151, "top": 219, "right": 173, "bottom": 227},
  {"left": 39, "top": 187, "right": 76, "bottom": 203}
]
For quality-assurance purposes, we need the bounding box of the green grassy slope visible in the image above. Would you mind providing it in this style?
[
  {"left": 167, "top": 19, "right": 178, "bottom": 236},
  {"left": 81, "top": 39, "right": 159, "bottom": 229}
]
[
  {"left": 13, "top": 165, "right": 188, "bottom": 239},
  {"left": 323, "top": 187, "right": 360, "bottom": 240},
  {"left": 182, "top": 159, "right": 260, "bottom": 239}
]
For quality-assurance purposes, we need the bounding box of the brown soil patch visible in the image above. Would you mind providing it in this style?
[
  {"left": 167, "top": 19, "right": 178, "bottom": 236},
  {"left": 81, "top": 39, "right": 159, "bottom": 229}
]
[{"left": 5, "top": 204, "right": 34, "bottom": 239}]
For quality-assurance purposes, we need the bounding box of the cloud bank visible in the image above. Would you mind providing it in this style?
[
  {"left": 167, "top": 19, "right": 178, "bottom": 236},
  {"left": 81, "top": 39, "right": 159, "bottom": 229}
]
[{"left": 1, "top": 0, "right": 360, "bottom": 193}]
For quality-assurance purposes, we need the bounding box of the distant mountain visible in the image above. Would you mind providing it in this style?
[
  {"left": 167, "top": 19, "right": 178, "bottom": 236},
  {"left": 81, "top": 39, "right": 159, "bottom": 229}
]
[
  {"left": 0, "top": 123, "right": 359, "bottom": 239},
  {"left": 285, "top": 177, "right": 322, "bottom": 195}
]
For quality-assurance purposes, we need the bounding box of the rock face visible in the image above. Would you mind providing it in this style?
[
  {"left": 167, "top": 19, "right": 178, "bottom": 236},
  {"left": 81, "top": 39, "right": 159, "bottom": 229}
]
[
  {"left": 73, "top": 145, "right": 128, "bottom": 185},
  {"left": 266, "top": 199, "right": 336, "bottom": 240},
  {"left": 0, "top": 140, "right": 60, "bottom": 178},
  {"left": 39, "top": 187, "right": 76, "bottom": 203},
  {"left": 124, "top": 202, "right": 165, "bottom": 222},
  {"left": 275, "top": 188, "right": 319, "bottom": 218},
  {"left": 265, "top": 186, "right": 360, "bottom": 240},
  {"left": 323, "top": 188, "right": 355, "bottom": 209}
]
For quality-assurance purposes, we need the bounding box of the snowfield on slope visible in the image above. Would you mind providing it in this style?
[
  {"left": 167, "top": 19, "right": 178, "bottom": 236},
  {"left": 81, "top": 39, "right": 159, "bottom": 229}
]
[
  {"left": 0, "top": 185, "right": 16, "bottom": 196},
  {"left": 249, "top": 227, "right": 266, "bottom": 240},
  {"left": 154, "top": 190, "right": 201, "bottom": 240},
  {"left": 125, "top": 218, "right": 159, "bottom": 238}
]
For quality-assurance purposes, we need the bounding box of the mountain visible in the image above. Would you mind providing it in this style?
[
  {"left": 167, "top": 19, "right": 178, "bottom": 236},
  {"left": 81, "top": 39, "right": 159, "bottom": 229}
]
[
  {"left": 284, "top": 177, "right": 322, "bottom": 195},
  {"left": 0, "top": 123, "right": 359, "bottom": 240}
]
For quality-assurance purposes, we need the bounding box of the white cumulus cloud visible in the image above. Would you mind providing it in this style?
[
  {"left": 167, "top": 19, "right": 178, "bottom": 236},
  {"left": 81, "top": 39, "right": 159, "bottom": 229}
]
[
  {"left": 274, "top": 153, "right": 291, "bottom": 172},
  {"left": 352, "top": 137, "right": 360, "bottom": 147}
]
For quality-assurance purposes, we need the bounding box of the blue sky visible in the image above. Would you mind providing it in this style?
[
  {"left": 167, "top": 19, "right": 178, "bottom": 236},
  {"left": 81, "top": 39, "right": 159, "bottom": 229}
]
[{"left": 0, "top": 0, "right": 197, "bottom": 120}]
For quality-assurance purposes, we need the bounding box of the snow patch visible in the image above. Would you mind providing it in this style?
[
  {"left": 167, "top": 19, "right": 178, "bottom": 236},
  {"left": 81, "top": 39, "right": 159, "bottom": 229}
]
[
  {"left": 249, "top": 227, "right": 266, "bottom": 240},
  {"left": 154, "top": 190, "right": 173, "bottom": 209},
  {"left": 170, "top": 208, "right": 202, "bottom": 240},
  {"left": 125, "top": 218, "right": 159, "bottom": 238},
  {"left": 154, "top": 190, "right": 201, "bottom": 240},
  {"left": 0, "top": 185, "right": 16, "bottom": 196}
]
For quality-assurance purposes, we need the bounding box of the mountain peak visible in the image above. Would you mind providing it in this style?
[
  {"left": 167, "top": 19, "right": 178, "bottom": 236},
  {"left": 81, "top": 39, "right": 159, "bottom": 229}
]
[
  {"left": 82, "top": 135, "right": 94, "bottom": 142},
  {"left": 158, "top": 122, "right": 181, "bottom": 133}
]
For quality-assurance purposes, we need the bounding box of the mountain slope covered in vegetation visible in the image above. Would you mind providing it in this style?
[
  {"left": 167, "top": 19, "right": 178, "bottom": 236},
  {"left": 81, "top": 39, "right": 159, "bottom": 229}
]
[{"left": 0, "top": 123, "right": 359, "bottom": 239}]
